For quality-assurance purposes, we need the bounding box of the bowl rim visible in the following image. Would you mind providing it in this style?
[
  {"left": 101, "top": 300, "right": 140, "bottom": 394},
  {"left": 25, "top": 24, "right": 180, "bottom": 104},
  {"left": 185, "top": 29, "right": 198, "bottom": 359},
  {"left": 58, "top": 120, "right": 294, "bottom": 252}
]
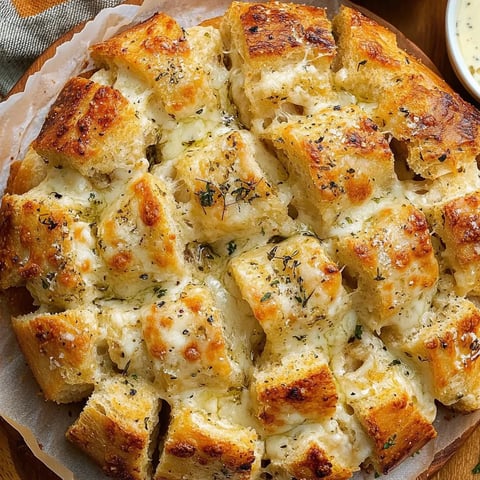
[{"left": 445, "top": 0, "right": 480, "bottom": 102}]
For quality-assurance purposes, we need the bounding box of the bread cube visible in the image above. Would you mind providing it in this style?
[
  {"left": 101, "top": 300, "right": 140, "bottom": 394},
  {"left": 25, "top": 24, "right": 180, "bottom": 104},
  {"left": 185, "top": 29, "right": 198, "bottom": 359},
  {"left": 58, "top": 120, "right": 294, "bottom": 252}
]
[
  {"left": 336, "top": 330, "right": 436, "bottom": 474},
  {"left": 155, "top": 405, "right": 262, "bottom": 480},
  {"left": 0, "top": 191, "right": 102, "bottom": 309},
  {"left": 336, "top": 204, "right": 439, "bottom": 330},
  {"left": 141, "top": 284, "right": 240, "bottom": 392},
  {"left": 252, "top": 351, "right": 337, "bottom": 433},
  {"left": 174, "top": 130, "right": 288, "bottom": 242},
  {"left": 229, "top": 235, "right": 345, "bottom": 348},
  {"left": 97, "top": 173, "right": 185, "bottom": 297},
  {"left": 12, "top": 309, "right": 99, "bottom": 403},
  {"left": 33, "top": 77, "right": 146, "bottom": 177},
  {"left": 391, "top": 288, "right": 480, "bottom": 412},
  {"left": 222, "top": 1, "right": 336, "bottom": 126},
  {"left": 67, "top": 375, "right": 161, "bottom": 480},
  {"left": 427, "top": 191, "right": 480, "bottom": 295},
  {"left": 91, "top": 14, "right": 220, "bottom": 119},
  {"left": 264, "top": 105, "right": 395, "bottom": 228},
  {"left": 265, "top": 410, "right": 368, "bottom": 480},
  {"left": 333, "top": 6, "right": 480, "bottom": 180}
]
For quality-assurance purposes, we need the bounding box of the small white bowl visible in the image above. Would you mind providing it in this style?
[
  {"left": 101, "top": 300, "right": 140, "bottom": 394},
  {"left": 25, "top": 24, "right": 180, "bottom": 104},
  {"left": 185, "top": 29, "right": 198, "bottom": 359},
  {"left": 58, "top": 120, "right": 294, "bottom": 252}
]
[{"left": 446, "top": 0, "right": 480, "bottom": 103}]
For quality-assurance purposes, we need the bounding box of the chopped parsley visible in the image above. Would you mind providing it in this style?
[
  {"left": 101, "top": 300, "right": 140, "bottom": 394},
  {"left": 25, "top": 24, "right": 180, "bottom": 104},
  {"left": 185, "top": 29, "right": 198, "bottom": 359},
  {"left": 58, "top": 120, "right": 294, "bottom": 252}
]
[
  {"left": 354, "top": 324, "right": 363, "bottom": 340},
  {"left": 293, "top": 335, "right": 307, "bottom": 341},
  {"left": 227, "top": 240, "right": 237, "bottom": 255},
  {"left": 154, "top": 287, "right": 167, "bottom": 298},
  {"left": 357, "top": 59, "right": 367, "bottom": 70},
  {"left": 383, "top": 434, "right": 397, "bottom": 450},
  {"left": 260, "top": 292, "right": 272, "bottom": 302},
  {"left": 196, "top": 181, "right": 216, "bottom": 208}
]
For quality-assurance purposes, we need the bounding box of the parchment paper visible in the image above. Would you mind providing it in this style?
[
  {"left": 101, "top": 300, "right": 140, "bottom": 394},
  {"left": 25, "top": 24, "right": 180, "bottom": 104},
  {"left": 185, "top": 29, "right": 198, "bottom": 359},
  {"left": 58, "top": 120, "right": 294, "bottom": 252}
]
[{"left": 1, "top": 1, "right": 480, "bottom": 479}]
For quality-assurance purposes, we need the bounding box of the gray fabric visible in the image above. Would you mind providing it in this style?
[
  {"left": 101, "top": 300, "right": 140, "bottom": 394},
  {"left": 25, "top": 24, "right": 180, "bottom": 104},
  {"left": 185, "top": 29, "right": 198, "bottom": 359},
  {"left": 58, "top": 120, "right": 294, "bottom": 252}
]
[{"left": 0, "top": 0, "right": 124, "bottom": 96}]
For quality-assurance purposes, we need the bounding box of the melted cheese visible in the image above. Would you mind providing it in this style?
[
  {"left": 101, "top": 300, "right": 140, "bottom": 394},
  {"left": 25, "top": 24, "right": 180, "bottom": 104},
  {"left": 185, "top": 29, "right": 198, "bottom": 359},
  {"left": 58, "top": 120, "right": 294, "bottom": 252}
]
[
  {"left": 230, "top": 235, "right": 347, "bottom": 352},
  {"left": 5, "top": 3, "right": 480, "bottom": 479},
  {"left": 265, "top": 406, "right": 369, "bottom": 479},
  {"left": 336, "top": 203, "right": 439, "bottom": 331},
  {"left": 141, "top": 284, "right": 242, "bottom": 394},
  {"left": 173, "top": 129, "right": 289, "bottom": 243},
  {"left": 97, "top": 172, "right": 186, "bottom": 298}
]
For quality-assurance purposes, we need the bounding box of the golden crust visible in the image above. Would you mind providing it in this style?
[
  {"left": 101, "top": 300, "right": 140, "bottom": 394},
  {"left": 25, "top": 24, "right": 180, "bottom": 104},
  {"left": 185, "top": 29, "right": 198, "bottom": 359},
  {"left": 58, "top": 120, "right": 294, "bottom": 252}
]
[
  {"left": 389, "top": 289, "right": 480, "bottom": 411},
  {"left": 33, "top": 77, "right": 145, "bottom": 177},
  {"left": 333, "top": 6, "right": 480, "bottom": 180},
  {"left": 222, "top": 2, "right": 336, "bottom": 124},
  {"left": 427, "top": 191, "right": 480, "bottom": 295},
  {"left": 199, "top": 16, "right": 222, "bottom": 29},
  {"left": 141, "top": 284, "right": 239, "bottom": 392},
  {"left": 90, "top": 13, "right": 216, "bottom": 119},
  {"left": 287, "top": 444, "right": 354, "bottom": 480},
  {"left": 336, "top": 204, "right": 439, "bottom": 329},
  {"left": 12, "top": 309, "right": 99, "bottom": 403},
  {"left": 0, "top": 192, "right": 100, "bottom": 308},
  {"left": 358, "top": 393, "right": 436, "bottom": 474},
  {"left": 97, "top": 173, "right": 185, "bottom": 296},
  {"left": 66, "top": 375, "right": 161, "bottom": 480},
  {"left": 5, "top": 146, "right": 47, "bottom": 195},
  {"left": 225, "top": 1, "right": 335, "bottom": 66},
  {"left": 252, "top": 352, "right": 337, "bottom": 433},
  {"left": 155, "top": 406, "right": 262, "bottom": 480},
  {"left": 265, "top": 105, "right": 395, "bottom": 227},
  {"left": 0, "top": 194, "right": 69, "bottom": 288},
  {"left": 266, "top": 424, "right": 359, "bottom": 480}
]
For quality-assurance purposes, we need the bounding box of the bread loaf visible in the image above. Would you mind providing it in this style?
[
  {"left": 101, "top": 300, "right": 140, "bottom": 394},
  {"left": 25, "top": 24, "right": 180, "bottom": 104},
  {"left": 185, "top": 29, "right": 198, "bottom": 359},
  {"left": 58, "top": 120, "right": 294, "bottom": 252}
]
[{"left": 2, "top": 2, "right": 480, "bottom": 479}]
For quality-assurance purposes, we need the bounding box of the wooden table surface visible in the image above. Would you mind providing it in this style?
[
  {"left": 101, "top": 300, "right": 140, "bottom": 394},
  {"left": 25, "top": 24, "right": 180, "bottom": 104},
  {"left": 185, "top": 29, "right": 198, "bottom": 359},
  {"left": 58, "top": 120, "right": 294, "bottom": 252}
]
[{"left": 2, "top": 1, "right": 480, "bottom": 479}]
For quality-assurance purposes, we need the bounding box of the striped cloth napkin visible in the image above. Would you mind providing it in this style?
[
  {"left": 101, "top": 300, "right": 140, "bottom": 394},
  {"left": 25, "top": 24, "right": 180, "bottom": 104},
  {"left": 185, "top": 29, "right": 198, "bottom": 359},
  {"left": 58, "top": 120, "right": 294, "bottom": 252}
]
[{"left": 0, "top": 0, "right": 124, "bottom": 97}]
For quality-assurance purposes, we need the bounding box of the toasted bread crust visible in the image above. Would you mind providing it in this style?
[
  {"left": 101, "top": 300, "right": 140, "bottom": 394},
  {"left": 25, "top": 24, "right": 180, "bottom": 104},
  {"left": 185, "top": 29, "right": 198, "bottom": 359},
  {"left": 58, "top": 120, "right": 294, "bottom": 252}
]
[
  {"left": 253, "top": 353, "right": 338, "bottom": 432},
  {"left": 5, "top": 147, "right": 47, "bottom": 195},
  {"left": 222, "top": 2, "right": 336, "bottom": 124},
  {"left": 333, "top": 6, "right": 480, "bottom": 180},
  {"left": 155, "top": 407, "right": 262, "bottom": 480},
  {"left": 360, "top": 394, "right": 437, "bottom": 474},
  {"left": 264, "top": 105, "right": 395, "bottom": 228},
  {"left": 337, "top": 204, "right": 439, "bottom": 329},
  {"left": 5, "top": 3, "right": 480, "bottom": 479},
  {"left": 33, "top": 77, "right": 144, "bottom": 176},
  {"left": 66, "top": 376, "right": 161, "bottom": 480},
  {"left": 388, "top": 287, "right": 480, "bottom": 412},
  {"left": 434, "top": 192, "right": 480, "bottom": 295},
  {"left": 12, "top": 309, "right": 99, "bottom": 403},
  {"left": 97, "top": 173, "right": 185, "bottom": 297},
  {"left": 288, "top": 444, "right": 354, "bottom": 480},
  {"left": 91, "top": 12, "right": 216, "bottom": 119},
  {"left": 234, "top": 2, "right": 335, "bottom": 63}
]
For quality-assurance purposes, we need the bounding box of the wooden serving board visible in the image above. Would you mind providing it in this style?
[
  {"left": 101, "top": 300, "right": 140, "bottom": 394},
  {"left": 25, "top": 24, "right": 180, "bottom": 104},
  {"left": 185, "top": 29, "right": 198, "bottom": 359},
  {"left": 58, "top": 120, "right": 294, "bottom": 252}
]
[{"left": 2, "top": 0, "right": 480, "bottom": 479}]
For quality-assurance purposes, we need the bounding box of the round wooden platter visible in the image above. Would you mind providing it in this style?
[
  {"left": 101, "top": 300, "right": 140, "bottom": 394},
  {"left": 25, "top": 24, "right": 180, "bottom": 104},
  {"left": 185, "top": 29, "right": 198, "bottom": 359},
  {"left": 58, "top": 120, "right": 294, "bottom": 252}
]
[{"left": 3, "top": 1, "right": 480, "bottom": 479}]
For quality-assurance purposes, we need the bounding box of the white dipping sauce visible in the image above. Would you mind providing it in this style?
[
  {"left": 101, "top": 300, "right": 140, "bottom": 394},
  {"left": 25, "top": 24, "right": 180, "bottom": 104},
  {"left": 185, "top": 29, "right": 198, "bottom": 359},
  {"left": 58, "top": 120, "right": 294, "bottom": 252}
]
[{"left": 457, "top": 0, "right": 480, "bottom": 85}]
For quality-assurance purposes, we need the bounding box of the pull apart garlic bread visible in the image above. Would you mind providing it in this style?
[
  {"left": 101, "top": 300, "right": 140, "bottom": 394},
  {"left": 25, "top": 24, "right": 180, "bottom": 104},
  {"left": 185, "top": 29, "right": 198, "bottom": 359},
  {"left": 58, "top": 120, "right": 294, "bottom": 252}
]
[{"left": 2, "top": 2, "right": 480, "bottom": 479}]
